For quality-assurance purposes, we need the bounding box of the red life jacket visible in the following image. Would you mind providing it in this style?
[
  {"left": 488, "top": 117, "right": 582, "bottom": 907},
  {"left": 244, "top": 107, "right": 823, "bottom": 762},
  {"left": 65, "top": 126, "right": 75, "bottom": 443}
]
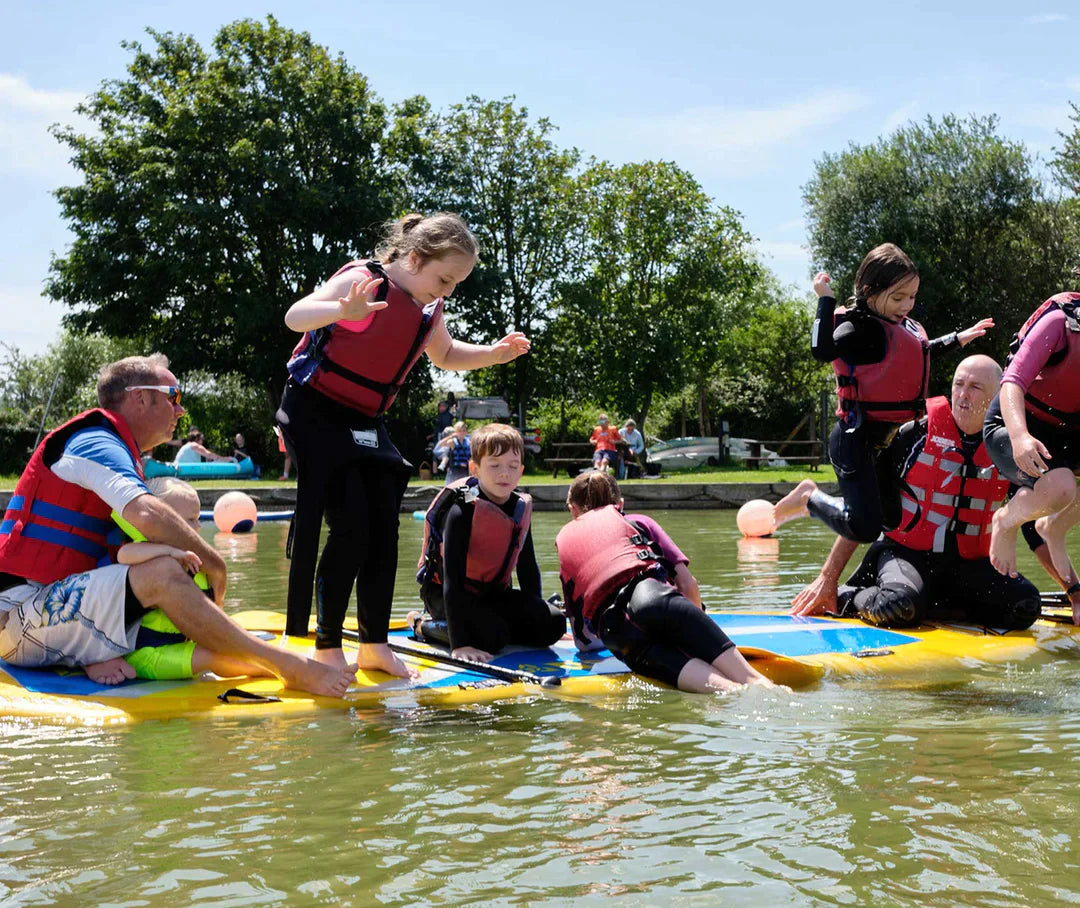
[
  {"left": 289, "top": 260, "right": 444, "bottom": 417},
  {"left": 1007, "top": 292, "right": 1080, "bottom": 428},
  {"left": 833, "top": 308, "right": 929, "bottom": 423},
  {"left": 417, "top": 478, "right": 533, "bottom": 594},
  {"left": 885, "top": 396, "right": 1009, "bottom": 559},
  {"left": 0, "top": 409, "right": 144, "bottom": 584},
  {"left": 555, "top": 505, "right": 664, "bottom": 625}
]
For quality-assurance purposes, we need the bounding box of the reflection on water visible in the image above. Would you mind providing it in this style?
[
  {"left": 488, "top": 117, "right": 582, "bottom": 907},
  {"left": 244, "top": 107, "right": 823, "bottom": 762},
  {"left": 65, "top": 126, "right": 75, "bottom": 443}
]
[{"left": 2, "top": 508, "right": 1078, "bottom": 906}]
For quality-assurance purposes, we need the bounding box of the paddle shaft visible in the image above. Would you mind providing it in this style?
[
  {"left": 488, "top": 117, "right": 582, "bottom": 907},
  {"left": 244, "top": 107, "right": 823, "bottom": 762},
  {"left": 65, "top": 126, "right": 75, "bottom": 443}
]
[
  {"left": 339, "top": 629, "right": 561, "bottom": 687},
  {"left": 1039, "top": 591, "right": 1077, "bottom": 625}
]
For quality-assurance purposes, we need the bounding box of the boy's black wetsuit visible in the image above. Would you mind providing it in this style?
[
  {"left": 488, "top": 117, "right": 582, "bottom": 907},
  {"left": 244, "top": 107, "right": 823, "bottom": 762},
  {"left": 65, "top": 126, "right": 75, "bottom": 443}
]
[
  {"left": 810, "top": 295, "right": 961, "bottom": 542},
  {"left": 837, "top": 415, "right": 1040, "bottom": 629},
  {"left": 420, "top": 488, "right": 566, "bottom": 653}
]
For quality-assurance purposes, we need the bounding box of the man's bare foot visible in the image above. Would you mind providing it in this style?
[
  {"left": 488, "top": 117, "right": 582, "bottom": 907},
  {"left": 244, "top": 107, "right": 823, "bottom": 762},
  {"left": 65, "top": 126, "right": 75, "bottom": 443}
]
[
  {"left": 313, "top": 646, "right": 349, "bottom": 669},
  {"left": 1035, "top": 512, "right": 1077, "bottom": 583},
  {"left": 406, "top": 610, "right": 424, "bottom": 637},
  {"left": 358, "top": 642, "right": 418, "bottom": 679},
  {"left": 774, "top": 479, "right": 817, "bottom": 526},
  {"left": 283, "top": 658, "right": 358, "bottom": 698},
  {"left": 989, "top": 509, "right": 1020, "bottom": 577},
  {"left": 84, "top": 657, "right": 136, "bottom": 685}
]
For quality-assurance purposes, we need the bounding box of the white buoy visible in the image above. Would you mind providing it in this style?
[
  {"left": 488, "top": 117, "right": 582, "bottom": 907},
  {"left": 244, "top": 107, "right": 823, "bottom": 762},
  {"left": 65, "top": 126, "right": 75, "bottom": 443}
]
[{"left": 736, "top": 499, "right": 776, "bottom": 538}]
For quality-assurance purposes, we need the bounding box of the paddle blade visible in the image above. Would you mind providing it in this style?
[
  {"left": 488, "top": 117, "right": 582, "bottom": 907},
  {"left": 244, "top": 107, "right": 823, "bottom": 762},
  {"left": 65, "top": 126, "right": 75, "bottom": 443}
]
[{"left": 738, "top": 646, "right": 824, "bottom": 689}]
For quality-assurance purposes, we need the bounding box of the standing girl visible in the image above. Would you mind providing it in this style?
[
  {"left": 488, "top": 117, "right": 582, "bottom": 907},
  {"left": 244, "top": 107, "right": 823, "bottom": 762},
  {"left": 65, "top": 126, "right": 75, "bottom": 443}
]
[
  {"left": 279, "top": 213, "right": 529, "bottom": 676},
  {"left": 556, "top": 472, "right": 772, "bottom": 693},
  {"left": 773, "top": 243, "right": 992, "bottom": 542}
]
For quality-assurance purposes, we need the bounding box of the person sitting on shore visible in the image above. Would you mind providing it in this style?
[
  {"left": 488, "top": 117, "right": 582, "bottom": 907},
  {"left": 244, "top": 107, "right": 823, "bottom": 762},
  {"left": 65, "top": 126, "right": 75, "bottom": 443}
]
[
  {"left": 589, "top": 414, "right": 620, "bottom": 474},
  {"left": 174, "top": 428, "right": 236, "bottom": 464},
  {"left": 437, "top": 421, "right": 471, "bottom": 484},
  {"left": 619, "top": 418, "right": 645, "bottom": 478}
]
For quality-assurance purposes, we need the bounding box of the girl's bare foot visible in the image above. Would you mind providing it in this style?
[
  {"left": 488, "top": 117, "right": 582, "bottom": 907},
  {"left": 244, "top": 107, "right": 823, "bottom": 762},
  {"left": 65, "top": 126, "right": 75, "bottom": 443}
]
[
  {"left": 989, "top": 510, "right": 1020, "bottom": 578},
  {"left": 313, "top": 646, "right": 349, "bottom": 669},
  {"left": 358, "top": 642, "right": 418, "bottom": 679},
  {"left": 774, "top": 479, "right": 817, "bottom": 527},
  {"left": 84, "top": 657, "right": 136, "bottom": 685},
  {"left": 1036, "top": 512, "right": 1078, "bottom": 583}
]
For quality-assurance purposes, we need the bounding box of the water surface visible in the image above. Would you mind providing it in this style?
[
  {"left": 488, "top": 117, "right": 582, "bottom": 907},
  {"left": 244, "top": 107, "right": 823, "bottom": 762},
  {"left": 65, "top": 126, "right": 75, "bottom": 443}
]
[{"left": 2, "top": 510, "right": 1078, "bottom": 906}]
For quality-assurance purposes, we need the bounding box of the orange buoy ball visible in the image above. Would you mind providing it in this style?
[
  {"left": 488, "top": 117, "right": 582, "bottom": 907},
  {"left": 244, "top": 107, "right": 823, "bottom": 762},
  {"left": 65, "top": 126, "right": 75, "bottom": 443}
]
[
  {"left": 736, "top": 499, "right": 776, "bottom": 538},
  {"left": 213, "top": 491, "right": 258, "bottom": 533}
]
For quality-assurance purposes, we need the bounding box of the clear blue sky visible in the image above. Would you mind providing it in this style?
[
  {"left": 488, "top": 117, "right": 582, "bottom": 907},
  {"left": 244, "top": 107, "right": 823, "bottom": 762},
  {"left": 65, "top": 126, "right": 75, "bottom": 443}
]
[{"left": 1, "top": 0, "right": 1076, "bottom": 355}]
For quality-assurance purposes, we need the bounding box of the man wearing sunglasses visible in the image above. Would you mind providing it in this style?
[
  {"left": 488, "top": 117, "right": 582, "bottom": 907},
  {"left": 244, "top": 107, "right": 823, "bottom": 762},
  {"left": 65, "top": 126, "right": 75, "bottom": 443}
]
[{"left": 0, "top": 354, "right": 357, "bottom": 697}]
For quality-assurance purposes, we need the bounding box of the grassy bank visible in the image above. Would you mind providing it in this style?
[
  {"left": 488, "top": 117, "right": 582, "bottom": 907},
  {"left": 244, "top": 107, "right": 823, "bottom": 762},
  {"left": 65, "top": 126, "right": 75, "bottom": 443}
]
[{"left": 0, "top": 464, "right": 833, "bottom": 491}]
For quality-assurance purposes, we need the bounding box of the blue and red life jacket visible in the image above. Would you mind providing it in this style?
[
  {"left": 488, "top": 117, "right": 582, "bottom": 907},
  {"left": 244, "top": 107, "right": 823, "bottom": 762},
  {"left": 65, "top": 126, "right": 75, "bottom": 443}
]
[
  {"left": 832, "top": 308, "right": 930, "bottom": 423},
  {"left": 555, "top": 505, "right": 665, "bottom": 626},
  {"left": 287, "top": 260, "right": 444, "bottom": 417},
  {"left": 0, "top": 409, "right": 143, "bottom": 584},
  {"left": 417, "top": 477, "right": 533, "bottom": 595},
  {"left": 1007, "top": 292, "right": 1080, "bottom": 428},
  {"left": 885, "top": 397, "right": 1009, "bottom": 560}
]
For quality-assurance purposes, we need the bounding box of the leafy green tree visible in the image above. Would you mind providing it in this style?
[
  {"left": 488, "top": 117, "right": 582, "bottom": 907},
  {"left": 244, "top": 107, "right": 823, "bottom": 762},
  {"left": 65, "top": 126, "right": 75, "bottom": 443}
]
[
  {"left": 47, "top": 16, "right": 414, "bottom": 412},
  {"left": 1053, "top": 101, "right": 1080, "bottom": 198},
  {"left": 419, "top": 97, "right": 584, "bottom": 413},
  {"left": 648, "top": 275, "right": 831, "bottom": 442},
  {"left": 0, "top": 331, "right": 145, "bottom": 473},
  {"left": 804, "top": 114, "right": 1075, "bottom": 387},
  {"left": 0, "top": 331, "right": 143, "bottom": 429},
  {"left": 555, "top": 160, "right": 759, "bottom": 428}
]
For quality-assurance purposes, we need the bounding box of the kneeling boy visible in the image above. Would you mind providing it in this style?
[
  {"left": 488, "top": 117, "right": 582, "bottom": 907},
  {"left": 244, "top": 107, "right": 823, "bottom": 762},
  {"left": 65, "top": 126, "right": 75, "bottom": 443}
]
[{"left": 415, "top": 423, "right": 566, "bottom": 661}]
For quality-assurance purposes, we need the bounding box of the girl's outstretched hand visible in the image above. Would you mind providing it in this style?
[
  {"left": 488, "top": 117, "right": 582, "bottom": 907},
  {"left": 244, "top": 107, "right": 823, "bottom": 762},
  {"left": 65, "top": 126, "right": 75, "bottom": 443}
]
[
  {"left": 339, "top": 275, "right": 388, "bottom": 321},
  {"left": 957, "top": 317, "right": 995, "bottom": 346},
  {"left": 491, "top": 331, "right": 532, "bottom": 363},
  {"left": 813, "top": 271, "right": 833, "bottom": 298}
]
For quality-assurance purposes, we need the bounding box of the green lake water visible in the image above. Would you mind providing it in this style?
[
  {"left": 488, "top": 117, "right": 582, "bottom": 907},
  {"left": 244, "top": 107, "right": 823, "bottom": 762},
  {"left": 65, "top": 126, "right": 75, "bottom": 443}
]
[{"left": 2, "top": 509, "right": 1079, "bottom": 906}]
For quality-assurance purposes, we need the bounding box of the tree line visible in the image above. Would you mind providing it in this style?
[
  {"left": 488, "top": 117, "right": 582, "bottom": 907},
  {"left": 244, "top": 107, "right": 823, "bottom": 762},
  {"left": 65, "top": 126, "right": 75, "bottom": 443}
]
[{"left": 3, "top": 16, "right": 1079, "bottom": 471}]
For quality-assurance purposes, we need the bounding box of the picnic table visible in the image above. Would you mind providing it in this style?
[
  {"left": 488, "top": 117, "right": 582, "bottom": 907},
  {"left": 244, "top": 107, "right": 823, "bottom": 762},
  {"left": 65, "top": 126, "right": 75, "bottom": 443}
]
[
  {"left": 544, "top": 441, "right": 632, "bottom": 478},
  {"left": 744, "top": 439, "right": 824, "bottom": 470}
]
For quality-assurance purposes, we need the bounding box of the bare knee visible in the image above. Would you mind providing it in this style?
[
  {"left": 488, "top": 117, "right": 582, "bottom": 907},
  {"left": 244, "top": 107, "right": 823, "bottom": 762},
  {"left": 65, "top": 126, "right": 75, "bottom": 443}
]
[
  {"left": 1036, "top": 469, "right": 1078, "bottom": 513},
  {"left": 127, "top": 556, "right": 197, "bottom": 609}
]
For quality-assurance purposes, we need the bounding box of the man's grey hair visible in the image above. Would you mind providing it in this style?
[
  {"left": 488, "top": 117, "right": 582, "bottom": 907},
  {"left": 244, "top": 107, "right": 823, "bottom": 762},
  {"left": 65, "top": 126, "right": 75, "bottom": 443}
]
[{"left": 97, "top": 354, "right": 171, "bottom": 409}]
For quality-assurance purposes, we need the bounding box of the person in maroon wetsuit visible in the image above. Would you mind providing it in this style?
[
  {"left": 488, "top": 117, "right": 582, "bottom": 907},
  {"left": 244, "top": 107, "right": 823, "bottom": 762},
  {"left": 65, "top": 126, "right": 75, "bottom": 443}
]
[
  {"left": 983, "top": 291, "right": 1080, "bottom": 624},
  {"left": 557, "top": 472, "right": 772, "bottom": 693}
]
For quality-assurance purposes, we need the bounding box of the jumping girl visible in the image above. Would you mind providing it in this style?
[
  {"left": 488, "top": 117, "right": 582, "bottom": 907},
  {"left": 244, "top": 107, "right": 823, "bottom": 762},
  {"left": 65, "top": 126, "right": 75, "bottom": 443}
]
[
  {"left": 278, "top": 212, "right": 530, "bottom": 676},
  {"left": 774, "top": 243, "right": 992, "bottom": 542},
  {"left": 556, "top": 472, "right": 772, "bottom": 693}
]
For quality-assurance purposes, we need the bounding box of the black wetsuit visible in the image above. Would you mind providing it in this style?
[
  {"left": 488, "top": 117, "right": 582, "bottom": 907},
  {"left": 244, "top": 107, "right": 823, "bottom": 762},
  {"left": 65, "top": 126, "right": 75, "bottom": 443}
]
[
  {"left": 809, "top": 296, "right": 961, "bottom": 542},
  {"left": 419, "top": 489, "right": 565, "bottom": 653},
  {"left": 837, "top": 416, "right": 1041, "bottom": 629},
  {"left": 278, "top": 379, "right": 410, "bottom": 646}
]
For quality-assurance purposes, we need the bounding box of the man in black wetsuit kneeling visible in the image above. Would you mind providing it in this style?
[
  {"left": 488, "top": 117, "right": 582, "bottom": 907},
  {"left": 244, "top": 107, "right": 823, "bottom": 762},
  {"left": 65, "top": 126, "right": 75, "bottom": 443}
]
[{"left": 791, "top": 355, "right": 1042, "bottom": 630}]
